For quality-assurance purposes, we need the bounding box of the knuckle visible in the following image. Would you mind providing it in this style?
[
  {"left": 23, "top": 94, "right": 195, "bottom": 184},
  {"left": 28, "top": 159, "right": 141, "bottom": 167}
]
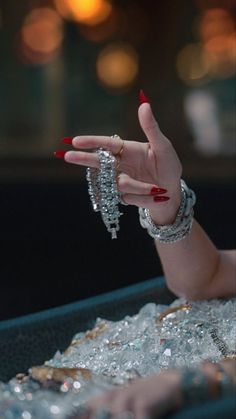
[{"left": 117, "top": 175, "right": 129, "bottom": 192}]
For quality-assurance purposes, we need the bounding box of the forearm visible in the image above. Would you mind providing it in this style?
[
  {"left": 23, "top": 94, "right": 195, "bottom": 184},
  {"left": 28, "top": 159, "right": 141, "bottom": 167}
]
[
  {"left": 148, "top": 185, "right": 236, "bottom": 300},
  {"left": 155, "top": 219, "right": 222, "bottom": 300}
]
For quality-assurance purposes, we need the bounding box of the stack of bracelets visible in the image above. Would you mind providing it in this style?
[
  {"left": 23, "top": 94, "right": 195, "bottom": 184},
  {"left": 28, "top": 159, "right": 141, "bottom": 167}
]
[
  {"left": 86, "top": 141, "right": 196, "bottom": 242},
  {"left": 139, "top": 179, "right": 196, "bottom": 244}
]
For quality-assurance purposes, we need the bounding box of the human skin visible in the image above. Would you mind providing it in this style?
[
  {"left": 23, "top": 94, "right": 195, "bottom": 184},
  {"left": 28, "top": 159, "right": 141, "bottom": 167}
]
[
  {"left": 64, "top": 103, "right": 236, "bottom": 301},
  {"left": 58, "top": 102, "right": 236, "bottom": 418},
  {"left": 70, "top": 359, "right": 235, "bottom": 419}
]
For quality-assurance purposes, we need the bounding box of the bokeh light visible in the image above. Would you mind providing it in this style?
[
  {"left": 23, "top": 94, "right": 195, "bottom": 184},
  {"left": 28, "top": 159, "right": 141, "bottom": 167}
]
[
  {"left": 96, "top": 43, "right": 139, "bottom": 89},
  {"left": 204, "top": 32, "right": 236, "bottom": 77},
  {"left": 184, "top": 90, "right": 222, "bottom": 155},
  {"left": 79, "top": 3, "right": 149, "bottom": 46},
  {"left": 177, "top": 6, "right": 236, "bottom": 83},
  {"left": 199, "top": 8, "right": 235, "bottom": 42},
  {"left": 19, "top": 7, "right": 63, "bottom": 65},
  {"left": 199, "top": 8, "right": 236, "bottom": 78},
  {"left": 79, "top": 6, "right": 120, "bottom": 43},
  {"left": 176, "top": 43, "right": 209, "bottom": 85},
  {"left": 54, "top": 0, "right": 112, "bottom": 26}
]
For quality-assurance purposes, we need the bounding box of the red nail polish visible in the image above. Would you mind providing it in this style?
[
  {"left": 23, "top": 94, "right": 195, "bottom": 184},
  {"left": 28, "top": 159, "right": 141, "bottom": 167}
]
[
  {"left": 139, "top": 89, "right": 150, "bottom": 104},
  {"left": 153, "top": 196, "right": 170, "bottom": 202},
  {"left": 54, "top": 150, "right": 67, "bottom": 159},
  {"left": 151, "top": 187, "right": 168, "bottom": 195},
  {"left": 62, "top": 137, "right": 73, "bottom": 144}
]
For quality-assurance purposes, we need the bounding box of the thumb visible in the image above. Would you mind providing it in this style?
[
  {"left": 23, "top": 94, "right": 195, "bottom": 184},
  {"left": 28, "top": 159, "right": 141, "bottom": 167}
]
[{"left": 138, "top": 103, "right": 164, "bottom": 150}]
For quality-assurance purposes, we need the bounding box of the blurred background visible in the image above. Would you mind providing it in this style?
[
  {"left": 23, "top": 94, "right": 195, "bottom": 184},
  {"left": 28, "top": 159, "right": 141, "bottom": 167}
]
[{"left": 0, "top": 0, "right": 235, "bottom": 319}]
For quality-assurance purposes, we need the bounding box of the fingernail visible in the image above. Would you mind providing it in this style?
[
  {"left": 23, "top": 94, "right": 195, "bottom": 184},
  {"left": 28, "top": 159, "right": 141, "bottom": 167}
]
[
  {"left": 62, "top": 137, "right": 73, "bottom": 144},
  {"left": 54, "top": 150, "right": 67, "bottom": 159},
  {"left": 139, "top": 89, "right": 150, "bottom": 104},
  {"left": 151, "top": 187, "right": 168, "bottom": 195},
  {"left": 153, "top": 196, "right": 170, "bottom": 202}
]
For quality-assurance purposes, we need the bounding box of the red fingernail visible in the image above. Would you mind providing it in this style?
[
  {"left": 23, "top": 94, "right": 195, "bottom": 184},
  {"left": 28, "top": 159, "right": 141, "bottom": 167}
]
[
  {"left": 153, "top": 196, "right": 170, "bottom": 202},
  {"left": 62, "top": 137, "right": 73, "bottom": 144},
  {"left": 139, "top": 89, "right": 150, "bottom": 104},
  {"left": 54, "top": 150, "right": 67, "bottom": 159},
  {"left": 151, "top": 187, "right": 168, "bottom": 195}
]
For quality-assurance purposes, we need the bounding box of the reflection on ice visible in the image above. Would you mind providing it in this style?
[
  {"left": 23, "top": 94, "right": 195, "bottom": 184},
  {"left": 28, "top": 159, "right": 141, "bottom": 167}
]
[{"left": 0, "top": 297, "right": 235, "bottom": 418}]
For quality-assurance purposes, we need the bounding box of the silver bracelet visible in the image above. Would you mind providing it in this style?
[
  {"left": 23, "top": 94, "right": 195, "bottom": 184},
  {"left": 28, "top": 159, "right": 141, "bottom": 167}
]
[
  {"left": 138, "top": 179, "right": 196, "bottom": 244},
  {"left": 86, "top": 148, "right": 123, "bottom": 239}
]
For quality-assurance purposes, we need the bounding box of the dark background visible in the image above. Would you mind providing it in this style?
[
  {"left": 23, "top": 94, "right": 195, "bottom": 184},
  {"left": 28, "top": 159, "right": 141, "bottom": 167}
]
[
  {"left": 0, "top": 0, "right": 235, "bottom": 320},
  {"left": 0, "top": 180, "right": 236, "bottom": 319}
]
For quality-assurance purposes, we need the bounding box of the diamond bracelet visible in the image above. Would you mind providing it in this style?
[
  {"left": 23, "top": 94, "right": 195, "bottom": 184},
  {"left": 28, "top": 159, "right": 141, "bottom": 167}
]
[
  {"left": 86, "top": 148, "right": 123, "bottom": 239},
  {"left": 139, "top": 179, "right": 196, "bottom": 244}
]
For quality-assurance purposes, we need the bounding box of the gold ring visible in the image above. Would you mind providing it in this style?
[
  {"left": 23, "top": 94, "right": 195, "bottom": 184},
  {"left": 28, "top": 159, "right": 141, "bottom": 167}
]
[
  {"left": 111, "top": 134, "right": 124, "bottom": 157},
  {"left": 156, "top": 303, "right": 192, "bottom": 323},
  {"left": 116, "top": 140, "right": 124, "bottom": 157},
  {"left": 116, "top": 156, "right": 121, "bottom": 171}
]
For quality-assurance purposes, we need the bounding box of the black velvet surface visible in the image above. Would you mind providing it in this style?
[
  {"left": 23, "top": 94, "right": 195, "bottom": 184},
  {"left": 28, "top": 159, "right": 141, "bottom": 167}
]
[{"left": 0, "top": 180, "right": 235, "bottom": 320}]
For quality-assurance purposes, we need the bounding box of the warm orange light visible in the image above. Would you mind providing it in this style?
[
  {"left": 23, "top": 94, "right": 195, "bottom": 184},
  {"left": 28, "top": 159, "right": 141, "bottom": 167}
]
[
  {"left": 96, "top": 44, "right": 139, "bottom": 89},
  {"left": 54, "top": 0, "right": 112, "bottom": 26},
  {"left": 21, "top": 8, "right": 63, "bottom": 57},
  {"left": 176, "top": 43, "right": 209, "bottom": 85},
  {"left": 204, "top": 32, "right": 236, "bottom": 77},
  {"left": 199, "top": 8, "right": 235, "bottom": 42},
  {"left": 178, "top": 6, "right": 236, "bottom": 82},
  {"left": 195, "top": 7, "right": 236, "bottom": 78},
  {"left": 79, "top": 7, "right": 120, "bottom": 43}
]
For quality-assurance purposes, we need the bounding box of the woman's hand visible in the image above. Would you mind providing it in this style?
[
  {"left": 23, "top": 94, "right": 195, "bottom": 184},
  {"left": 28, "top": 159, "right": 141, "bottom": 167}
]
[
  {"left": 64, "top": 103, "right": 182, "bottom": 225},
  {"left": 78, "top": 370, "right": 182, "bottom": 419}
]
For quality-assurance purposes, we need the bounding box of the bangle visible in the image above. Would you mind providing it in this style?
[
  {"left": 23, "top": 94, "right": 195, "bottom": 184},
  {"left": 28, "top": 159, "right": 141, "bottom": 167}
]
[
  {"left": 138, "top": 179, "right": 196, "bottom": 244},
  {"left": 181, "top": 367, "right": 210, "bottom": 405},
  {"left": 86, "top": 148, "right": 123, "bottom": 239},
  {"left": 181, "top": 363, "right": 235, "bottom": 407}
]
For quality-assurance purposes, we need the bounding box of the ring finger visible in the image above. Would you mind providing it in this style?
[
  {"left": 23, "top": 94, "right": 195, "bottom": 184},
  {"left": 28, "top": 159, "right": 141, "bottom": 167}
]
[{"left": 117, "top": 174, "right": 167, "bottom": 197}]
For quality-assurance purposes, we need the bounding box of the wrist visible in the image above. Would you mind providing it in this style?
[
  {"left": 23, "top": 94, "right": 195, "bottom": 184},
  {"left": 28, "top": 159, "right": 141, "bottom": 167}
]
[
  {"left": 180, "top": 360, "right": 236, "bottom": 406},
  {"left": 149, "top": 192, "right": 181, "bottom": 226},
  {"left": 149, "top": 181, "right": 182, "bottom": 225}
]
